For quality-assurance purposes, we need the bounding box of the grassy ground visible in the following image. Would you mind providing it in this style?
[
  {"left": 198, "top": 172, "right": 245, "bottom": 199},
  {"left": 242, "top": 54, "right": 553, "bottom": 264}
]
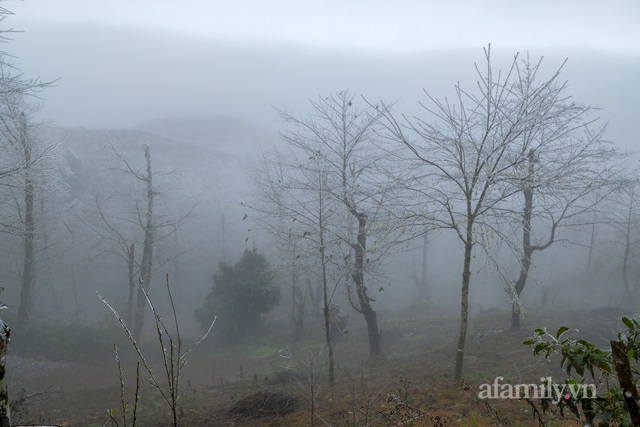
[{"left": 8, "top": 305, "right": 625, "bottom": 426}]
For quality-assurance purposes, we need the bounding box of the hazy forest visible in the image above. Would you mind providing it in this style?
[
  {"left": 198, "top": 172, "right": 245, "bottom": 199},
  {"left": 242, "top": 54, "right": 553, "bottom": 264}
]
[{"left": 1, "top": 1, "right": 640, "bottom": 426}]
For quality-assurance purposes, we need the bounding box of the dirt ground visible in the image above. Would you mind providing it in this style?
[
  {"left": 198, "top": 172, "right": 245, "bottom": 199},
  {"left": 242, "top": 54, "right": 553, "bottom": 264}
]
[{"left": 6, "top": 306, "right": 626, "bottom": 426}]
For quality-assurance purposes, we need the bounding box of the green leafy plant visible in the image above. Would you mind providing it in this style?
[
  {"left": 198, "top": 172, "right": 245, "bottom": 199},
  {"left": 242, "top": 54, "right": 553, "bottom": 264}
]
[
  {"left": 525, "top": 316, "right": 640, "bottom": 426},
  {"left": 195, "top": 248, "right": 279, "bottom": 344}
]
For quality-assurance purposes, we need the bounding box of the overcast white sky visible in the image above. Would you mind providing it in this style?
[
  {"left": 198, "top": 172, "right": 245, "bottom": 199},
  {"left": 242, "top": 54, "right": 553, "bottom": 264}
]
[
  {"left": 3, "top": 0, "right": 639, "bottom": 146},
  {"left": 9, "top": 0, "right": 640, "bottom": 54}
]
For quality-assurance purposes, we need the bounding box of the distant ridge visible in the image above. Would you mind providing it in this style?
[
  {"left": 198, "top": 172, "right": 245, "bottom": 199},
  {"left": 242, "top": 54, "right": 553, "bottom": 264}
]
[{"left": 136, "top": 115, "right": 275, "bottom": 154}]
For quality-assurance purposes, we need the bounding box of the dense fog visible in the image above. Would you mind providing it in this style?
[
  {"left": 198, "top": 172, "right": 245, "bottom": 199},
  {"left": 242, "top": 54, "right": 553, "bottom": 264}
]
[
  {"left": 1, "top": 2, "right": 639, "bottom": 425},
  {"left": 0, "top": 2, "right": 636, "bottom": 339}
]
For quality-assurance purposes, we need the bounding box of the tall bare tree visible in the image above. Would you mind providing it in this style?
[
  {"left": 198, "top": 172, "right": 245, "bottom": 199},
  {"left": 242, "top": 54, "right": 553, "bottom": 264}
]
[
  {"left": 0, "top": 4, "right": 55, "bottom": 422},
  {"left": 13, "top": 111, "right": 33, "bottom": 326},
  {"left": 378, "top": 46, "right": 606, "bottom": 381},
  {"left": 276, "top": 91, "right": 403, "bottom": 359},
  {"left": 91, "top": 193, "right": 138, "bottom": 324},
  {"left": 0, "top": 1, "right": 54, "bottom": 326},
  {"left": 92, "top": 142, "right": 193, "bottom": 342},
  {"left": 131, "top": 145, "right": 155, "bottom": 342},
  {"left": 0, "top": 91, "right": 60, "bottom": 327},
  {"left": 496, "top": 56, "right": 624, "bottom": 330},
  {"left": 251, "top": 146, "right": 341, "bottom": 385},
  {"left": 250, "top": 149, "right": 306, "bottom": 341}
]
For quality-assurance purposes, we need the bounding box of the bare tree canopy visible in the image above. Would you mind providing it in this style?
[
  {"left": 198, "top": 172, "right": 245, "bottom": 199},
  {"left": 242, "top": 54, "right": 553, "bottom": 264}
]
[{"left": 378, "top": 45, "right": 625, "bottom": 382}]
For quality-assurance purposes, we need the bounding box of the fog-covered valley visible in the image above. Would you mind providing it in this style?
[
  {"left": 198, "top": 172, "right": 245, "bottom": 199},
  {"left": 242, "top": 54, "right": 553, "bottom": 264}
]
[{"left": 1, "top": 1, "right": 639, "bottom": 426}]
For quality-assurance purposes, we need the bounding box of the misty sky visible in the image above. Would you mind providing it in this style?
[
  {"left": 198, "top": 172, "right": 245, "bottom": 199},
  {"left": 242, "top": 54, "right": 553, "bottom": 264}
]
[
  {"left": 5, "top": 0, "right": 640, "bottom": 149},
  {"left": 10, "top": 1, "right": 640, "bottom": 53}
]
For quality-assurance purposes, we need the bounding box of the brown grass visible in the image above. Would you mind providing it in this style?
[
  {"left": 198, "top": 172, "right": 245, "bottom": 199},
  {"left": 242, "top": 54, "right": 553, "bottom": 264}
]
[{"left": 10, "top": 305, "right": 614, "bottom": 426}]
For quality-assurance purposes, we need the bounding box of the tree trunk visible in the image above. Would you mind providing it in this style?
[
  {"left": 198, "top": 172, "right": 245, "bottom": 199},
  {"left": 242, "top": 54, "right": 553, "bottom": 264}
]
[
  {"left": 360, "top": 294, "right": 382, "bottom": 356},
  {"left": 421, "top": 231, "right": 428, "bottom": 295},
  {"left": 319, "top": 223, "right": 334, "bottom": 387},
  {"left": 291, "top": 264, "right": 304, "bottom": 341},
  {"left": 511, "top": 150, "right": 535, "bottom": 331},
  {"left": 351, "top": 210, "right": 383, "bottom": 358},
  {"left": 126, "top": 243, "right": 136, "bottom": 325},
  {"left": 133, "top": 145, "right": 155, "bottom": 342},
  {"left": 611, "top": 340, "right": 640, "bottom": 425},
  {"left": 0, "top": 320, "right": 10, "bottom": 427},
  {"left": 622, "top": 192, "right": 634, "bottom": 304},
  {"left": 306, "top": 278, "right": 322, "bottom": 322},
  {"left": 586, "top": 204, "right": 597, "bottom": 272},
  {"left": 17, "top": 112, "right": 34, "bottom": 327},
  {"left": 453, "top": 221, "right": 473, "bottom": 383}
]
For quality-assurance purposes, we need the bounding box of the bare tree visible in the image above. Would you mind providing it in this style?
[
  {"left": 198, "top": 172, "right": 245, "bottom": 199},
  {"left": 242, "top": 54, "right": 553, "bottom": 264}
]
[
  {"left": 0, "top": 4, "right": 59, "bottom": 423},
  {"left": 0, "top": 90, "right": 61, "bottom": 327},
  {"left": 250, "top": 149, "right": 308, "bottom": 341},
  {"left": 604, "top": 172, "right": 640, "bottom": 306},
  {"left": 409, "top": 228, "right": 432, "bottom": 301},
  {"left": 130, "top": 145, "right": 155, "bottom": 342},
  {"left": 251, "top": 147, "right": 340, "bottom": 386},
  {"left": 13, "top": 111, "right": 33, "bottom": 326},
  {"left": 496, "top": 56, "right": 624, "bottom": 330},
  {"left": 0, "top": 5, "right": 52, "bottom": 181},
  {"left": 619, "top": 179, "right": 640, "bottom": 304},
  {"left": 91, "top": 193, "right": 139, "bottom": 324},
  {"left": 90, "top": 142, "right": 193, "bottom": 342},
  {"left": 0, "top": 1, "right": 55, "bottom": 327},
  {"left": 377, "top": 46, "right": 603, "bottom": 381},
  {"left": 276, "top": 91, "right": 403, "bottom": 359}
]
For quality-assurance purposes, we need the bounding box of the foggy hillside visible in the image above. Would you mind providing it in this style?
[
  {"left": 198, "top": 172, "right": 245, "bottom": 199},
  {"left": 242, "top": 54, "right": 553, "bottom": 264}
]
[
  {"left": 0, "top": 118, "right": 272, "bottom": 330},
  {"left": 137, "top": 115, "right": 277, "bottom": 155},
  {"left": 10, "top": 20, "right": 640, "bottom": 155},
  {"left": 1, "top": 2, "right": 640, "bottom": 426}
]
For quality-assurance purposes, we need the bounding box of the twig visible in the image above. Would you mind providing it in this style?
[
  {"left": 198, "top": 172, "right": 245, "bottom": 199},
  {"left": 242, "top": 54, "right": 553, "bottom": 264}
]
[{"left": 97, "top": 273, "right": 216, "bottom": 427}]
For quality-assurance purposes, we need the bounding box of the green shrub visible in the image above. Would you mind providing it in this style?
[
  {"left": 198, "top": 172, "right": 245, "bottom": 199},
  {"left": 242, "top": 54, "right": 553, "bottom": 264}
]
[
  {"left": 525, "top": 317, "right": 640, "bottom": 426},
  {"left": 195, "top": 249, "right": 280, "bottom": 344}
]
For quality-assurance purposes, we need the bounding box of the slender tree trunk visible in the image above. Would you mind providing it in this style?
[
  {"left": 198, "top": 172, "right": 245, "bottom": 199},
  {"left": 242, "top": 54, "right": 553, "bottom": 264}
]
[
  {"left": 420, "top": 230, "right": 429, "bottom": 300},
  {"left": 316, "top": 168, "right": 335, "bottom": 387},
  {"left": 292, "top": 264, "right": 304, "bottom": 341},
  {"left": 511, "top": 150, "right": 535, "bottom": 331},
  {"left": 622, "top": 192, "right": 634, "bottom": 304},
  {"left": 220, "top": 212, "right": 227, "bottom": 264},
  {"left": 126, "top": 243, "right": 136, "bottom": 325},
  {"left": 17, "top": 112, "right": 34, "bottom": 327},
  {"left": 319, "top": 222, "right": 334, "bottom": 387},
  {"left": 0, "top": 320, "right": 10, "bottom": 427},
  {"left": 306, "top": 278, "right": 321, "bottom": 322},
  {"left": 586, "top": 203, "right": 598, "bottom": 272},
  {"left": 453, "top": 220, "right": 473, "bottom": 383},
  {"left": 133, "top": 145, "right": 155, "bottom": 342},
  {"left": 172, "top": 229, "right": 180, "bottom": 308}
]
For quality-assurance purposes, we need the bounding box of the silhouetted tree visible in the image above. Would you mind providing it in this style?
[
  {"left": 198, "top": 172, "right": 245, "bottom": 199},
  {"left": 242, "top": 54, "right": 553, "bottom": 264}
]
[
  {"left": 276, "top": 91, "right": 403, "bottom": 359},
  {"left": 195, "top": 249, "right": 280, "bottom": 343}
]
